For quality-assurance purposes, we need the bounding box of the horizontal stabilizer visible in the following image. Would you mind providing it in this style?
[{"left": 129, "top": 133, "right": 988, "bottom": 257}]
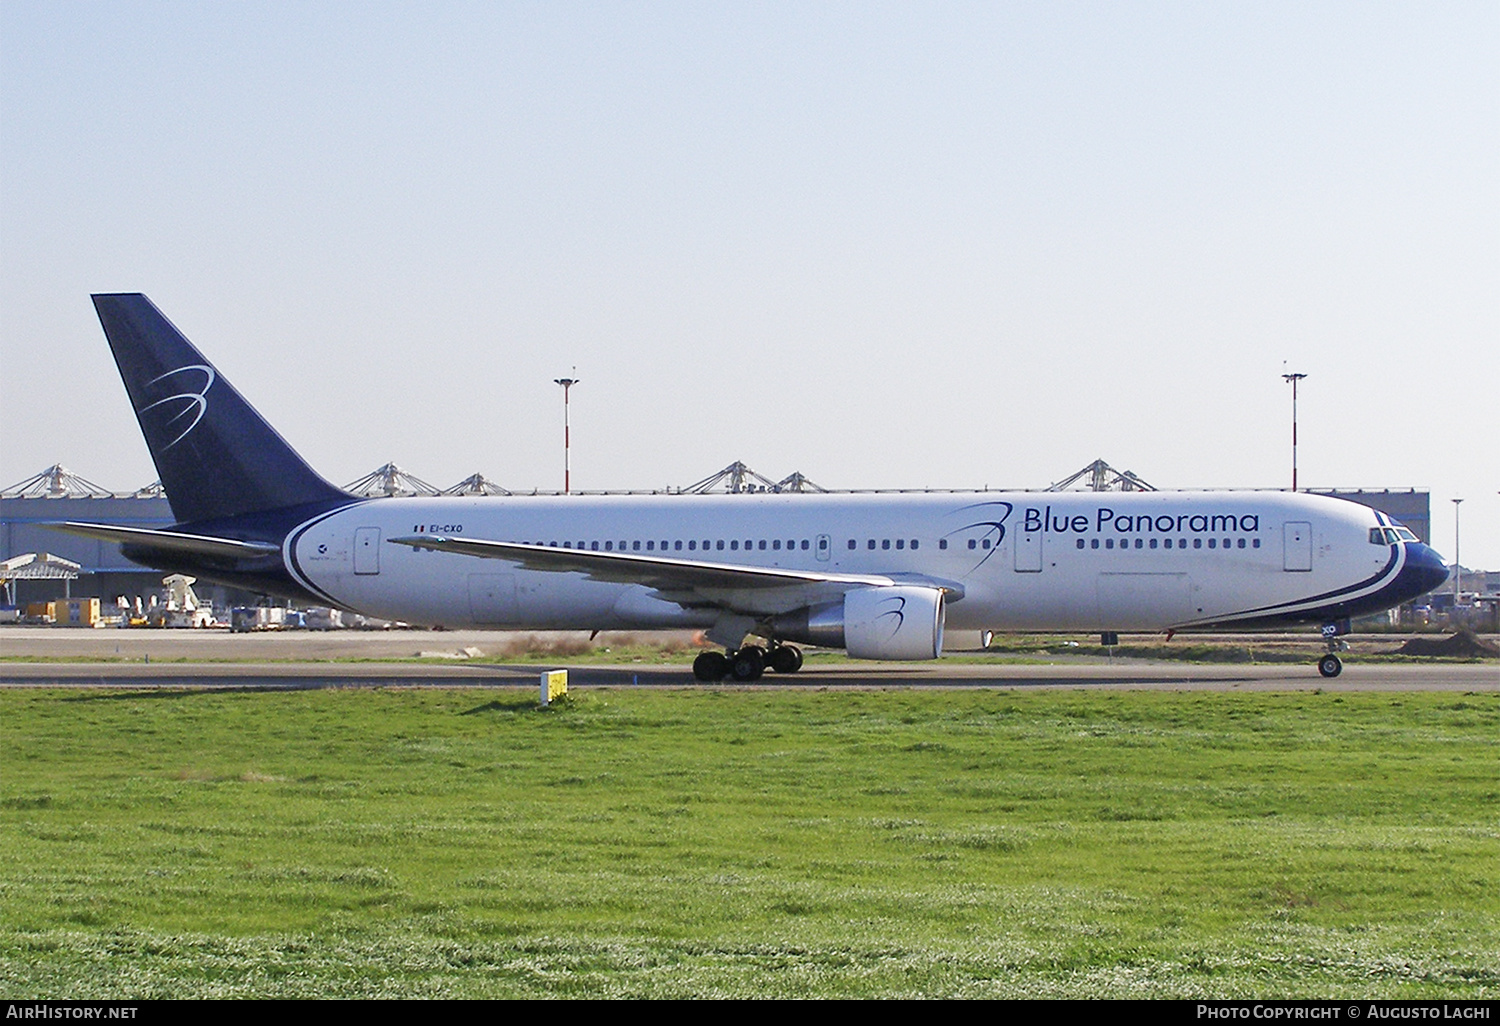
[{"left": 46, "top": 522, "right": 281, "bottom": 560}]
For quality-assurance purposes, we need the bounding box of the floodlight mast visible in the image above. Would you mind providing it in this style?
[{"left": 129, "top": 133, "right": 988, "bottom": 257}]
[
  {"left": 554, "top": 374, "right": 579, "bottom": 494},
  {"left": 1452, "top": 498, "right": 1463, "bottom": 602},
  {"left": 1282, "top": 371, "right": 1307, "bottom": 491}
]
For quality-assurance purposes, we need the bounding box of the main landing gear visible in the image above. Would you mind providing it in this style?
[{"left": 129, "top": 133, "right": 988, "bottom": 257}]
[{"left": 693, "top": 643, "right": 804, "bottom": 682}]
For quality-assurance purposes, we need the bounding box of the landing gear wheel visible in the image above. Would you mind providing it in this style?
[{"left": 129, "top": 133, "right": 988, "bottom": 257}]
[
  {"left": 769, "top": 645, "right": 803, "bottom": 674},
  {"left": 729, "top": 647, "right": 765, "bottom": 682},
  {"left": 1317, "top": 654, "right": 1343, "bottom": 679},
  {"left": 693, "top": 651, "right": 729, "bottom": 682}
]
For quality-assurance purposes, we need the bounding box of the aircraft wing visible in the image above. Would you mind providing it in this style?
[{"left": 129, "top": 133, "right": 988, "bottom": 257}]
[
  {"left": 385, "top": 535, "right": 969, "bottom": 618},
  {"left": 46, "top": 522, "right": 282, "bottom": 560},
  {"left": 390, "top": 535, "right": 898, "bottom": 591}
]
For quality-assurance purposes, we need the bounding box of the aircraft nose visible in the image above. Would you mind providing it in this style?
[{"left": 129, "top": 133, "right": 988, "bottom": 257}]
[{"left": 1407, "top": 542, "right": 1450, "bottom": 595}]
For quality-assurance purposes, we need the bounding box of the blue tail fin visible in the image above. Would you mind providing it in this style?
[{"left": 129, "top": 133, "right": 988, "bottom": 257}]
[{"left": 92, "top": 294, "right": 350, "bottom": 524}]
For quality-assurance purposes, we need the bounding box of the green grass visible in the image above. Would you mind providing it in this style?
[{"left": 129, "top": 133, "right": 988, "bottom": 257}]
[{"left": 2, "top": 687, "right": 1497, "bottom": 997}]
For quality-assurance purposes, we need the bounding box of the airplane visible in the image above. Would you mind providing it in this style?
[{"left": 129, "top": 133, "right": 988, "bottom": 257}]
[{"left": 51, "top": 294, "right": 1449, "bottom": 681}]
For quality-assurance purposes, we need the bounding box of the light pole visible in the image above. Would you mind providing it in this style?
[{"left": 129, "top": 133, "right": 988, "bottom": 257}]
[
  {"left": 1452, "top": 498, "right": 1463, "bottom": 603},
  {"left": 554, "top": 374, "right": 579, "bottom": 494},
  {"left": 1282, "top": 371, "right": 1307, "bottom": 491}
]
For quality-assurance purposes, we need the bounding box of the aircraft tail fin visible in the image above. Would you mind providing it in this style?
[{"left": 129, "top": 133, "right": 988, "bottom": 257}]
[{"left": 91, "top": 294, "right": 350, "bottom": 524}]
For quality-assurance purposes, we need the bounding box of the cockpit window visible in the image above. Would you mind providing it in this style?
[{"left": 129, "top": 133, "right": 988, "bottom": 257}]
[{"left": 1369, "top": 526, "right": 1418, "bottom": 546}]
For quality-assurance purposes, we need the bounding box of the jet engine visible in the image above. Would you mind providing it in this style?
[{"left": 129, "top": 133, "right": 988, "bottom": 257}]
[{"left": 769, "top": 585, "right": 946, "bottom": 660}]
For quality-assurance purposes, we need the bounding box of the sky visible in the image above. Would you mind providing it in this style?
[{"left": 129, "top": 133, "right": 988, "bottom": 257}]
[{"left": 2, "top": 2, "right": 1496, "bottom": 567}]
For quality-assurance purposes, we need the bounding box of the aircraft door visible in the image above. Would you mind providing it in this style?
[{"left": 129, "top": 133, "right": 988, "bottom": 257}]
[
  {"left": 1014, "top": 525, "right": 1042, "bottom": 572},
  {"left": 354, "top": 527, "right": 381, "bottom": 575},
  {"left": 1283, "top": 521, "right": 1312, "bottom": 572},
  {"left": 815, "top": 534, "right": 831, "bottom": 562}
]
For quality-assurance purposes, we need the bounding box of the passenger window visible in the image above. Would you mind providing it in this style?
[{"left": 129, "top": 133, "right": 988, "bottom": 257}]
[
  {"left": 1208, "top": 539, "right": 1215, "bottom": 549},
  {"left": 1106, "top": 539, "right": 1114, "bottom": 549},
  {"left": 870, "top": 540, "right": 878, "bottom": 550},
  {"left": 982, "top": 539, "right": 991, "bottom": 549},
  {"left": 939, "top": 539, "right": 947, "bottom": 550},
  {"left": 774, "top": 540, "right": 782, "bottom": 550},
  {"left": 563, "top": 541, "right": 572, "bottom": 549},
  {"left": 759, "top": 540, "right": 767, "bottom": 550},
  {"left": 1091, "top": 539, "right": 1099, "bottom": 549},
  {"left": 882, "top": 539, "right": 890, "bottom": 550},
  {"left": 801, "top": 540, "right": 809, "bottom": 550},
  {"left": 730, "top": 540, "right": 738, "bottom": 550},
  {"left": 1149, "top": 538, "right": 1158, "bottom": 549},
  {"left": 847, "top": 540, "right": 855, "bottom": 550},
  {"left": 896, "top": 539, "right": 904, "bottom": 550},
  {"left": 1193, "top": 538, "right": 1202, "bottom": 549},
  {"left": 910, "top": 539, "right": 918, "bottom": 550},
  {"left": 968, "top": 539, "right": 976, "bottom": 550},
  {"left": 1077, "top": 539, "right": 1085, "bottom": 549},
  {"left": 1135, "top": 539, "right": 1143, "bottom": 549},
  {"left": 605, "top": 541, "right": 613, "bottom": 551},
  {"left": 1252, "top": 538, "right": 1261, "bottom": 548},
  {"left": 716, "top": 540, "right": 724, "bottom": 551},
  {"left": 633, "top": 541, "right": 641, "bottom": 551},
  {"left": 1237, "top": 538, "right": 1245, "bottom": 549},
  {"left": 688, "top": 540, "right": 696, "bottom": 551}
]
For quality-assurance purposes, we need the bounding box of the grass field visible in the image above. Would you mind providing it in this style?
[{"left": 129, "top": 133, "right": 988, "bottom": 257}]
[{"left": 1, "top": 686, "right": 1497, "bottom": 998}]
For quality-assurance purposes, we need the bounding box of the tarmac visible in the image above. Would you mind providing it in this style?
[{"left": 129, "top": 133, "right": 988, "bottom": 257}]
[{"left": 1, "top": 627, "right": 1495, "bottom": 692}]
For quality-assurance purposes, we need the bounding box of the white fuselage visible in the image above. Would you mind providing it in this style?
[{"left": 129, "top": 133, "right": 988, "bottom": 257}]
[{"left": 282, "top": 490, "right": 1403, "bottom": 634}]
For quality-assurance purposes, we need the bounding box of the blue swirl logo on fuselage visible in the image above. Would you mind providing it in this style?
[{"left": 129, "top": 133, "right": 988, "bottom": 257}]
[{"left": 945, "top": 500, "right": 1013, "bottom": 569}]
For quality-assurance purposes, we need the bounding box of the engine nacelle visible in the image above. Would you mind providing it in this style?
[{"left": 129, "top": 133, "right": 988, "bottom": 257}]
[{"left": 770, "top": 586, "right": 946, "bottom": 661}]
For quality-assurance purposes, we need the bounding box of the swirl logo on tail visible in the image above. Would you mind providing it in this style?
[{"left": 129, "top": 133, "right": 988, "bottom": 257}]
[{"left": 140, "top": 365, "right": 215, "bottom": 449}]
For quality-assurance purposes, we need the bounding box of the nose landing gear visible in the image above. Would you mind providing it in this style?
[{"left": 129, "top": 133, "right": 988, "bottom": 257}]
[{"left": 1317, "top": 619, "right": 1351, "bottom": 678}]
